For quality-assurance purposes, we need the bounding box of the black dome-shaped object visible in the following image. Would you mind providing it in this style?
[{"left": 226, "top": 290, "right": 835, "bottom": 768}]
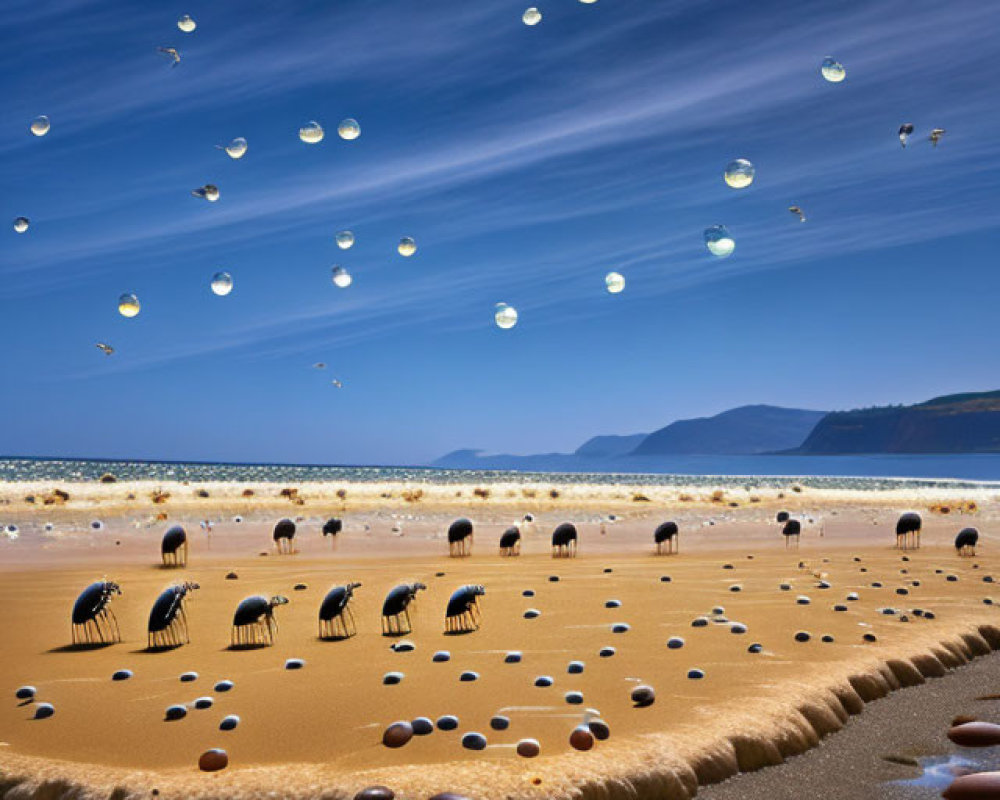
[
  {"left": 319, "top": 584, "right": 357, "bottom": 621},
  {"left": 955, "top": 527, "right": 979, "bottom": 551},
  {"left": 322, "top": 518, "right": 343, "bottom": 537},
  {"left": 273, "top": 518, "right": 296, "bottom": 541},
  {"left": 448, "top": 518, "right": 474, "bottom": 543},
  {"left": 161, "top": 525, "right": 187, "bottom": 555},
  {"left": 499, "top": 526, "right": 521, "bottom": 549},
  {"left": 782, "top": 520, "right": 802, "bottom": 537},
  {"left": 148, "top": 586, "right": 186, "bottom": 633},
  {"left": 233, "top": 595, "right": 270, "bottom": 626},
  {"left": 552, "top": 522, "right": 578, "bottom": 547},
  {"left": 72, "top": 581, "right": 117, "bottom": 625},
  {"left": 446, "top": 585, "right": 485, "bottom": 618},
  {"left": 776, "top": 511, "right": 790, "bottom": 523},
  {"left": 896, "top": 512, "right": 922, "bottom": 536},
  {"left": 654, "top": 521, "right": 679, "bottom": 543},
  {"left": 382, "top": 584, "right": 416, "bottom": 617}
]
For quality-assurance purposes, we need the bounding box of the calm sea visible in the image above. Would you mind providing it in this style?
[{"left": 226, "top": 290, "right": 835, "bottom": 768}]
[{"left": 1, "top": 455, "right": 999, "bottom": 490}]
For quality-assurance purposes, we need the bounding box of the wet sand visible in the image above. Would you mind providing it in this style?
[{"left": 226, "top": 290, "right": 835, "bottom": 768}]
[{"left": 0, "top": 484, "right": 997, "bottom": 799}]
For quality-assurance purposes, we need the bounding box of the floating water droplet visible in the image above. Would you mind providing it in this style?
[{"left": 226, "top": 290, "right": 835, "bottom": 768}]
[
  {"left": 118, "top": 293, "right": 141, "bottom": 318},
  {"left": 331, "top": 266, "right": 353, "bottom": 288},
  {"left": 338, "top": 119, "right": 361, "bottom": 140},
  {"left": 605, "top": 271, "right": 625, "bottom": 294},
  {"left": 821, "top": 56, "right": 846, "bottom": 83},
  {"left": 494, "top": 302, "right": 518, "bottom": 329},
  {"left": 220, "top": 137, "right": 247, "bottom": 159},
  {"left": 13, "top": 217, "right": 29, "bottom": 233},
  {"left": 30, "top": 116, "right": 50, "bottom": 137},
  {"left": 704, "top": 225, "right": 735, "bottom": 257},
  {"left": 299, "top": 121, "right": 324, "bottom": 144},
  {"left": 724, "top": 158, "right": 755, "bottom": 189},
  {"left": 192, "top": 184, "right": 220, "bottom": 202},
  {"left": 177, "top": 15, "right": 196, "bottom": 33},
  {"left": 523, "top": 7, "right": 542, "bottom": 25},
  {"left": 336, "top": 230, "right": 355, "bottom": 250},
  {"left": 211, "top": 271, "right": 233, "bottom": 296},
  {"left": 397, "top": 237, "right": 417, "bottom": 257}
]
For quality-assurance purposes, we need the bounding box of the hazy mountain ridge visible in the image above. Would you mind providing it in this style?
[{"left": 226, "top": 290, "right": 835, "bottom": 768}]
[{"left": 791, "top": 390, "right": 1000, "bottom": 454}]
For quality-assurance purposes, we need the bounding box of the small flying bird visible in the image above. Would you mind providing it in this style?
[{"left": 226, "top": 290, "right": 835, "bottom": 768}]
[
  {"left": 312, "top": 362, "right": 326, "bottom": 369},
  {"left": 788, "top": 205, "right": 806, "bottom": 222},
  {"left": 929, "top": 128, "right": 946, "bottom": 146},
  {"left": 898, "top": 123, "right": 914, "bottom": 148},
  {"left": 157, "top": 47, "right": 181, "bottom": 67},
  {"left": 96, "top": 342, "right": 114, "bottom": 356}
]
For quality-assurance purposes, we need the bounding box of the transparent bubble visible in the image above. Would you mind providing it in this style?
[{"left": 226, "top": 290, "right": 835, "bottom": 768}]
[
  {"left": 220, "top": 137, "right": 247, "bottom": 159},
  {"left": 30, "top": 116, "right": 50, "bottom": 137},
  {"left": 821, "top": 56, "right": 846, "bottom": 83},
  {"left": 13, "top": 217, "right": 29, "bottom": 234},
  {"left": 724, "top": 158, "right": 755, "bottom": 189},
  {"left": 398, "top": 237, "right": 417, "bottom": 257},
  {"left": 605, "top": 271, "right": 625, "bottom": 294},
  {"left": 336, "top": 230, "right": 355, "bottom": 250},
  {"left": 177, "top": 14, "right": 196, "bottom": 32},
  {"left": 299, "top": 121, "right": 325, "bottom": 144},
  {"left": 523, "top": 7, "right": 542, "bottom": 25},
  {"left": 495, "top": 302, "right": 518, "bottom": 329},
  {"left": 338, "top": 118, "right": 361, "bottom": 140},
  {"left": 118, "top": 293, "right": 141, "bottom": 318},
  {"left": 211, "top": 271, "right": 233, "bottom": 296},
  {"left": 331, "top": 266, "right": 353, "bottom": 288},
  {"left": 192, "top": 184, "right": 220, "bottom": 202},
  {"left": 704, "top": 225, "right": 735, "bottom": 257}
]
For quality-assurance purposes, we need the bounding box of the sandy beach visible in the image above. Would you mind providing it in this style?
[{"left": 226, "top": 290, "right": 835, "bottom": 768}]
[{"left": 0, "top": 479, "right": 997, "bottom": 799}]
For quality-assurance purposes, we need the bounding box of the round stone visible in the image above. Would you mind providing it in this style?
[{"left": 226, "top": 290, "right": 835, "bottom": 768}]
[
  {"left": 165, "top": 704, "right": 187, "bottom": 720},
  {"left": 588, "top": 719, "right": 611, "bottom": 740},
  {"left": 33, "top": 702, "right": 54, "bottom": 719},
  {"left": 194, "top": 697, "right": 213, "bottom": 710},
  {"left": 569, "top": 725, "right": 594, "bottom": 751},
  {"left": 548, "top": 575, "right": 559, "bottom": 583},
  {"left": 660, "top": 576, "right": 671, "bottom": 582},
  {"left": 730, "top": 623, "right": 747, "bottom": 634},
  {"left": 948, "top": 722, "right": 1000, "bottom": 747},
  {"left": 462, "top": 732, "right": 487, "bottom": 750},
  {"left": 611, "top": 623, "right": 630, "bottom": 633},
  {"left": 285, "top": 658, "right": 305, "bottom": 670},
  {"left": 599, "top": 646, "right": 616, "bottom": 657},
  {"left": 794, "top": 631, "right": 811, "bottom": 643},
  {"left": 383, "top": 672, "right": 405, "bottom": 685},
  {"left": 220, "top": 714, "right": 240, "bottom": 731},
  {"left": 692, "top": 617, "right": 709, "bottom": 628},
  {"left": 411, "top": 717, "right": 434, "bottom": 735},
  {"left": 180, "top": 671, "right": 199, "bottom": 682},
  {"left": 505, "top": 651, "right": 522, "bottom": 663},
  {"left": 522, "top": 589, "right": 535, "bottom": 597},
  {"left": 15, "top": 686, "right": 36, "bottom": 700},
  {"left": 459, "top": 671, "right": 479, "bottom": 682},
  {"left": 391, "top": 641, "right": 415, "bottom": 652},
  {"left": 436, "top": 715, "right": 459, "bottom": 731},
  {"left": 490, "top": 715, "right": 510, "bottom": 731},
  {"left": 198, "top": 748, "right": 228, "bottom": 772},
  {"left": 796, "top": 596, "right": 811, "bottom": 605},
  {"left": 432, "top": 651, "right": 451, "bottom": 663},
  {"left": 112, "top": 669, "right": 133, "bottom": 681},
  {"left": 565, "top": 691, "right": 584, "bottom": 704},
  {"left": 667, "top": 637, "right": 685, "bottom": 649},
  {"left": 214, "top": 680, "right": 234, "bottom": 692},
  {"left": 567, "top": 660, "right": 585, "bottom": 674},
  {"left": 687, "top": 669, "right": 705, "bottom": 680},
  {"left": 354, "top": 787, "right": 395, "bottom": 800},
  {"left": 605, "top": 599, "right": 621, "bottom": 608},
  {"left": 534, "top": 675, "right": 553, "bottom": 687},
  {"left": 516, "top": 738, "right": 540, "bottom": 758},
  {"left": 821, "top": 635, "right": 835, "bottom": 643},
  {"left": 523, "top": 609, "right": 541, "bottom": 619},
  {"left": 863, "top": 633, "right": 878, "bottom": 642},
  {"left": 383, "top": 721, "right": 414, "bottom": 748},
  {"left": 779, "top": 583, "right": 792, "bottom": 591},
  {"left": 631, "top": 685, "right": 655, "bottom": 707},
  {"left": 748, "top": 643, "right": 763, "bottom": 654},
  {"left": 730, "top": 585, "right": 742, "bottom": 592},
  {"left": 834, "top": 604, "right": 848, "bottom": 612}
]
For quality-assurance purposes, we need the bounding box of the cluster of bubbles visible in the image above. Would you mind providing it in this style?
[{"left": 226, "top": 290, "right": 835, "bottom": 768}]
[
  {"left": 299, "top": 121, "right": 325, "bottom": 144},
  {"left": 210, "top": 272, "right": 233, "bottom": 296},
  {"left": 605, "top": 272, "right": 625, "bottom": 294},
  {"left": 494, "top": 303, "right": 518, "bottom": 329},
  {"left": 118, "top": 293, "right": 141, "bottom": 318}
]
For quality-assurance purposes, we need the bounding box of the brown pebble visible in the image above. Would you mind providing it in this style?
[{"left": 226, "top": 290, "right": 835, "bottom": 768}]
[
  {"left": 294, "top": 583, "right": 308, "bottom": 591},
  {"left": 943, "top": 771, "right": 1000, "bottom": 799},
  {"left": 354, "top": 787, "right": 395, "bottom": 800},
  {"left": 588, "top": 718, "right": 611, "bottom": 740},
  {"left": 516, "top": 738, "right": 541, "bottom": 758},
  {"left": 382, "top": 721, "right": 414, "bottom": 748},
  {"left": 198, "top": 748, "right": 228, "bottom": 772},
  {"left": 225, "top": 572, "right": 238, "bottom": 580},
  {"left": 953, "top": 715, "right": 979, "bottom": 727},
  {"left": 948, "top": 722, "right": 1000, "bottom": 747},
  {"left": 631, "top": 685, "right": 655, "bottom": 707},
  {"left": 569, "top": 725, "right": 594, "bottom": 751}
]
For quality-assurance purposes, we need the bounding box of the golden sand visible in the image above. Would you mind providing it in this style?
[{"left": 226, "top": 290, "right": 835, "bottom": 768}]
[{"left": 0, "top": 482, "right": 997, "bottom": 799}]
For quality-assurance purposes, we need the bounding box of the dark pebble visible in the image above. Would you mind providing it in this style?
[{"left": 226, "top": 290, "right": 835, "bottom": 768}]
[
  {"left": 354, "top": 787, "right": 395, "bottom": 800},
  {"left": 490, "top": 715, "right": 510, "bottom": 730},
  {"left": 748, "top": 643, "right": 763, "bottom": 654},
  {"left": 667, "top": 637, "right": 685, "bottom": 649},
  {"left": 631, "top": 685, "right": 655, "bottom": 707},
  {"left": 180, "top": 671, "right": 199, "bottom": 682},
  {"left": 285, "top": 658, "right": 305, "bottom": 670},
  {"left": 534, "top": 675, "right": 553, "bottom": 687},
  {"left": 462, "top": 732, "right": 487, "bottom": 750},
  {"left": 214, "top": 680, "right": 234, "bottom": 692},
  {"left": 794, "top": 631, "right": 811, "bottom": 643},
  {"left": 112, "top": 669, "right": 133, "bottom": 681},
  {"left": 687, "top": 668, "right": 705, "bottom": 680},
  {"left": 412, "top": 717, "right": 434, "bottom": 735},
  {"left": 567, "top": 660, "right": 585, "bottom": 673},
  {"left": 599, "top": 646, "right": 616, "bottom": 657},
  {"left": 16, "top": 686, "right": 36, "bottom": 700},
  {"left": 220, "top": 714, "right": 240, "bottom": 731},
  {"left": 198, "top": 748, "right": 228, "bottom": 772},
  {"left": 505, "top": 651, "right": 522, "bottom": 663},
  {"left": 437, "top": 715, "right": 459, "bottom": 731},
  {"left": 383, "top": 721, "right": 414, "bottom": 748},
  {"left": 432, "top": 651, "right": 451, "bottom": 663},
  {"left": 459, "top": 671, "right": 479, "bottom": 682},
  {"left": 33, "top": 702, "right": 55, "bottom": 719},
  {"left": 194, "top": 697, "right": 214, "bottom": 710},
  {"left": 165, "top": 704, "right": 187, "bottom": 720}
]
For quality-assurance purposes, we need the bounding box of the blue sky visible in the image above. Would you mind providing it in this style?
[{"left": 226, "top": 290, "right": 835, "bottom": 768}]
[{"left": 3, "top": 0, "right": 1000, "bottom": 465}]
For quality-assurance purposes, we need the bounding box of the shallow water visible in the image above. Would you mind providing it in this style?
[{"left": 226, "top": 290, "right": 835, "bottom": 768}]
[{"left": 2, "top": 455, "right": 1000, "bottom": 488}]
